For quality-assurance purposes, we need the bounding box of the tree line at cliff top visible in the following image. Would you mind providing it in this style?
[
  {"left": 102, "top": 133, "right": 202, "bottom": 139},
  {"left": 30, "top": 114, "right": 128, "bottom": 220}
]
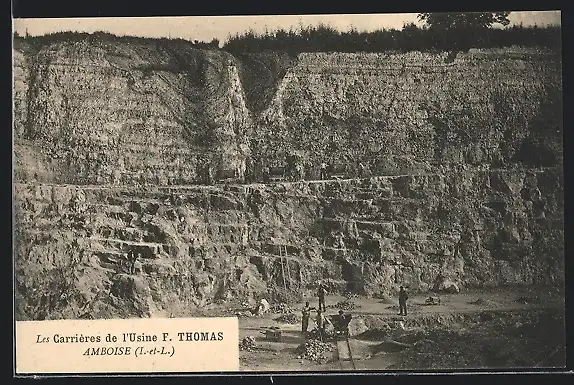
[
  {"left": 223, "top": 12, "right": 560, "bottom": 54},
  {"left": 15, "top": 13, "right": 561, "bottom": 54}
]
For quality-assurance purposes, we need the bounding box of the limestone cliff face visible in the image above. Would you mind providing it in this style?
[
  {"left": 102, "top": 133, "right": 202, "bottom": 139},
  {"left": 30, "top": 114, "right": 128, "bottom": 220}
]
[
  {"left": 252, "top": 50, "right": 563, "bottom": 176},
  {"left": 12, "top": 36, "right": 563, "bottom": 320},
  {"left": 13, "top": 37, "right": 253, "bottom": 185},
  {"left": 14, "top": 39, "right": 562, "bottom": 184}
]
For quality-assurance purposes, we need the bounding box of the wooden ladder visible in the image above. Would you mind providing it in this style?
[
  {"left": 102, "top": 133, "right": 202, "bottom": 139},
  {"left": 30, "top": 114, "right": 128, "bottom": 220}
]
[
  {"left": 280, "top": 245, "right": 287, "bottom": 290},
  {"left": 284, "top": 245, "right": 291, "bottom": 289},
  {"left": 279, "top": 245, "right": 292, "bottom": 290}
]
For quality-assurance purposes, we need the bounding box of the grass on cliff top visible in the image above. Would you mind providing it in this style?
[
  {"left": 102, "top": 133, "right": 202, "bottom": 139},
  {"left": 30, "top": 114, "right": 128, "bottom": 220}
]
[
  {"left": 14, "top": 22, "right": 562, "bottom": 57},
  {"left": 14, "top": 31, "right": 219, "bottom": 52}
]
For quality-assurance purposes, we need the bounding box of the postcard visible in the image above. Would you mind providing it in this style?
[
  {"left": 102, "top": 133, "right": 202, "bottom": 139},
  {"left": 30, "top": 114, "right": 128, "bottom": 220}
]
[{"left": 12, "top": 11, "right": 565, "bottom": 375}]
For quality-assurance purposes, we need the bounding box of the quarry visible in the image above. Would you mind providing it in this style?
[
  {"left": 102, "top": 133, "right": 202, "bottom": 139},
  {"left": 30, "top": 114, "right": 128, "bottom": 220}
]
[{"left": 12, "top": 33, "right": 564, "bottom": 371}]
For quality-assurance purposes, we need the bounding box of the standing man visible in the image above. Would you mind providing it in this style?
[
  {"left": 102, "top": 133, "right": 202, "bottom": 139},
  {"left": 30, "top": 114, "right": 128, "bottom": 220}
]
[
  {"left": 130, "top": 252, "right": 140, "bottom": 274},
  {"left": 295, "top": 162, "right": 305, "bottom": 181},
  {"left": 334, "top": 232, "right": 345, "bottom": 250},
  {"left": 398, "top": 286, "right": 409, "bottom": 316},
  {"left": 205, "top": 164, "right": 214, "bottom": 185},
  {"left": 301, "top": 301, "right": 315, "bottom": 337},
  {"left": 317, "top": 283, "right": 327, "bottom": 312},
  {"left": 126, "top": 248, "right": 135, "bottom": 274},
  {"left": 316, "top": 309, "right": 332, "bottom": 342},
  {"left": 132, "top": 252, "right": 143, "bottom": 275}
]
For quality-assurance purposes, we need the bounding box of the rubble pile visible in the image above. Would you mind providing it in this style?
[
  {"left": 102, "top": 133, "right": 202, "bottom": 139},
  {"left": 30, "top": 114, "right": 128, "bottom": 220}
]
[
  {"left": 387, "top": 309, "right": 566, "bottom": 369},
  {"left": 374, "top": 293, "right": 397, "bottom": 305},
  {"left": 307, "top": 327, "right": 335, "bottom": 340},
  {"left": 296, "top": 339, "right": 334, "bottom": 363},
  {"left": 425, "top": 296, "right": 441, "bottom": 306},
  {"left": 388, "top": 303, "right": 422, "bottom": 311},
  {"left": 270, "top": 303, "right": 295, "bottom": 314},
  {"left": 239, "top": 336, "right": 256, "bottom": 351},
  {"left": 274, "top": 312, "right": 300, "bottom": 324}
]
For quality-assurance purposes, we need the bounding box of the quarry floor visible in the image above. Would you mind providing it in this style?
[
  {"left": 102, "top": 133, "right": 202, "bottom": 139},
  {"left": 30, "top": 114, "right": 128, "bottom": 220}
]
[{"left": 222, "top": 286, "right": 565, "bottom": 372}]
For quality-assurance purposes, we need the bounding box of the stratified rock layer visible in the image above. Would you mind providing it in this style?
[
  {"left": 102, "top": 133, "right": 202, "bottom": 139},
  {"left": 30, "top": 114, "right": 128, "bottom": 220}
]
[
  {"left": 14, "top": 167, "right": 563, "bottom": 319},
  {"left": 14, "top": 39, "right": 562, "bottom": 184},
  {"left": 13, "top": 36, "right": 253, "bottom": 185},
  {"left": 253, "top": 50, "right": 562, "bottom": 177}
]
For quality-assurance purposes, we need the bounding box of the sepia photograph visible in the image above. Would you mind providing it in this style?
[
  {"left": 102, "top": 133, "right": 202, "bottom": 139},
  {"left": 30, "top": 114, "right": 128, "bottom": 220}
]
[{"left": 12, "top": 10, "right": 565, "bottom": 373}]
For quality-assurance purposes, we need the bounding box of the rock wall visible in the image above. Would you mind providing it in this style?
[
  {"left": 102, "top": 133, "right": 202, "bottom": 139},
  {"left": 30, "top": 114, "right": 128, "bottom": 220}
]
[
  {"left": 14, "top": 166, "right": 564, "bottom": 320},
  {"left": 13, "top": 37, "right": 253, "bottom": 185},
  {"left": 14, "top": 38, "right": 563, "bottom": 185},
  {"left": 253, "top": 50, "right": 563, "bottom": 176},
  {"left": 12, "top": 35, "right": 564, "bottom": 320}
]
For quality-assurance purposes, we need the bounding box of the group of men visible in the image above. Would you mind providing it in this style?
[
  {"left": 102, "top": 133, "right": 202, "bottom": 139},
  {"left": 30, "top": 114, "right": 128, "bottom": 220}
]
[
  {"left": 125, "top": 249, "right": 141, "bottom": 274},
  {"left": 300, "top": 284, "right": 410, "bottom": 340},
  {"left": 301, "top": 301, "right": 351, "bottom": 342},
  {"left": 300, "top": 284, "right": 353, "bottom": 341}
]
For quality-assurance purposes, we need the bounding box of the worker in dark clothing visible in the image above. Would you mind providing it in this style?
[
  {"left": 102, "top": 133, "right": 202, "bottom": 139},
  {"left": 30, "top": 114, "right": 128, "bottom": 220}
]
[
  {"left": 126, "top": 249, "right": 136, "bottom": 274},
  {"left": 334, "top": 310, "right": 352, "bottom": 336},
  {"left": 248, "top": 189, "right": 263, "bottom": 218},
  {"left": 398, "top": 286, "right": 409, "bottom": 316},
  {"left": 301, "top": 301, "right": 315, "bottom": 337},
  {"left": 317, "top": 284, "right": 327, "bottom": 312}
]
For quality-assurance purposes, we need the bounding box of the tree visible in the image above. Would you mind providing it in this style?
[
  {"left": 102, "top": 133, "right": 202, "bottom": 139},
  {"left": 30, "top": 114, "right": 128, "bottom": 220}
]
[
  {"left": 418, "top": 12, "right": 511, "bottom": 29},
  {"left": 418, "top": 12, "right": 511, "bottom": 51}
]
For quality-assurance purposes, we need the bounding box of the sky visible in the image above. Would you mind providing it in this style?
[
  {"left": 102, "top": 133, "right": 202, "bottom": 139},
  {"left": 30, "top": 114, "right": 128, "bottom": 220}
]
[{"left": 13, "top": 11, "right": 561, "bottom": 45}]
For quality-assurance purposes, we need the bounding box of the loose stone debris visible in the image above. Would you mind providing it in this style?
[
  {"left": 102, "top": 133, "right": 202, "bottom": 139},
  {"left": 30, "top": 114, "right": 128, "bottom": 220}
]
[
  {"left": 270, "top": 303, "right": 295, "bottom": 314},
  {"left": 334, "top": 299, "right": 360, "bottom": 311},
  {"left": 239, "top": 335, "right": 256, "bottom": 351},
  {"left": 274, "top": 312, "right": 299, "bottom": 324},
  {"left": 296, "top": 339, "right": 335, "bottom": 363}
]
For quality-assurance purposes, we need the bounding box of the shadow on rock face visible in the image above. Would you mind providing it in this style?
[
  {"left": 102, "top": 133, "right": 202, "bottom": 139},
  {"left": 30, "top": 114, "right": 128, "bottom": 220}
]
[{"left": 110, "top": 273, "right": 152, "bottom": 317}]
